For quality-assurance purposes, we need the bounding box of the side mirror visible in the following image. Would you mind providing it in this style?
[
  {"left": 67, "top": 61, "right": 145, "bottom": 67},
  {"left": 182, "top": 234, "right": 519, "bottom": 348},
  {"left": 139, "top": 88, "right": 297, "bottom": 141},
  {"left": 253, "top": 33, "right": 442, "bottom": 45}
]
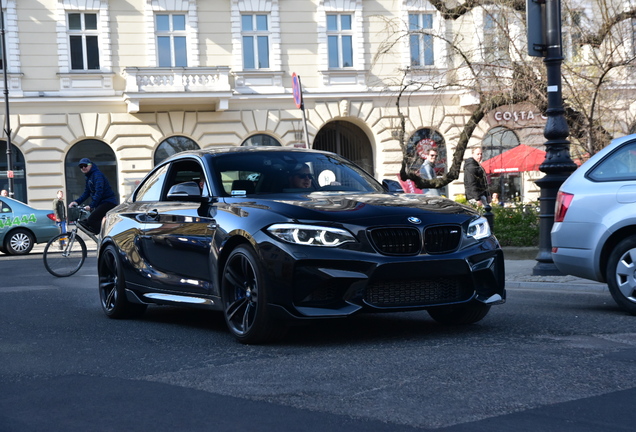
[
  {"left": 167, "top": 181, "right": 205, "bottom": 202},
  {"left": 382, "top": 179, "right": 404, "bottom": 193}
]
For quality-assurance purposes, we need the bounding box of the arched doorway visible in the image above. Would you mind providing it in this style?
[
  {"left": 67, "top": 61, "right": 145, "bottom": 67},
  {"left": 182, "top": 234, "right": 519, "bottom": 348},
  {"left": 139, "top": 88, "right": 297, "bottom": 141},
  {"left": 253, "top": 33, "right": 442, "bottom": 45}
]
[
  {"left": 313, "top": 121, "right": 374, "bottom": 175},
  {"left": 0, "top": 142, "right": 27, "bottom": 203},
  {"left": 65, "top": 140, "right": 118, "bottom": 204}
]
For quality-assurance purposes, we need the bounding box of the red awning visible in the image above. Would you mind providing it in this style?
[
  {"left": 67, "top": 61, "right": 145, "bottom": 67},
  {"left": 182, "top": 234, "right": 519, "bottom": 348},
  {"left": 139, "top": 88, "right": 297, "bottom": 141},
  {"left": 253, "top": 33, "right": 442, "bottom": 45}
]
[{"left": 481, "top": 144, "right": 546, "bottom": 175}]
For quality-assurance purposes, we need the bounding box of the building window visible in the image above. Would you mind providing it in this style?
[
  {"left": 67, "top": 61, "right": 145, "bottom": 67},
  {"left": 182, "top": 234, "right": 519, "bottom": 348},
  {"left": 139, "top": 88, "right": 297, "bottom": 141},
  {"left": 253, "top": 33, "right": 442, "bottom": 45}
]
[
  {"left": 482, "top": 126, "right": 519, "bottom": 160},
  {"left": 156, "top": 14, "right": 187, "bottom": 67},
  {"left": 154, "top": 136, "right": 200, "bottom": 166},
  {"left": 327, "top": 14, "right": 353, "bottom": 68},
  {"left": 241, "top": 134, "right": 281, "bottom": 146},
  {"left": 68, "top": 12, "right": 100, "bottom": 70},
  {"left": 564, "top": 9, "right": 583, "bottom": 61},
  {"left": 483, "top": 11, "right": 509, "bottom": 63},
  {"left": 409, "top": 13, "right": 434, "bottom": 66},
  {"left": 242, "top": 14, "right": 270, "bottom": 69}
]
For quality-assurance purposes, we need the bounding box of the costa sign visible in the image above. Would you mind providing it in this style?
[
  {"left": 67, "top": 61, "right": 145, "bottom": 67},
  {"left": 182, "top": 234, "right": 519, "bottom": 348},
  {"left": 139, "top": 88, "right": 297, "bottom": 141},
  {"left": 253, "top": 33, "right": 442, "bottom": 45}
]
[{"left": 494, "top": 110, "right": 547, "bottom": 123}]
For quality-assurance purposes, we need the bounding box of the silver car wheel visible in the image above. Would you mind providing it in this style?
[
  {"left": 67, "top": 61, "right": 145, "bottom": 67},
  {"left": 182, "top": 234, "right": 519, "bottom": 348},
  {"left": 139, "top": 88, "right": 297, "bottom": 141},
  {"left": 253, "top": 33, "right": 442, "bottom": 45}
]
[
  {"left": 5, "top": 229, "right": 34, "bottom": 255},
  {"left": 607, "top": 236, "right": 636, "bottom": 315},
  {"left": 614, "top": 248, "right": 636, "bottom": 302}
]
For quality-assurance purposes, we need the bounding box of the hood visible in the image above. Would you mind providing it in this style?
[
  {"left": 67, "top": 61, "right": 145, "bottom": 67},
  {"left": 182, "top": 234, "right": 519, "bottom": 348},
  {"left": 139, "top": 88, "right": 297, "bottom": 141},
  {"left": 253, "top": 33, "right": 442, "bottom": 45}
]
[{"left": 226, "top": 192, "right": 478, "bottom": 226}]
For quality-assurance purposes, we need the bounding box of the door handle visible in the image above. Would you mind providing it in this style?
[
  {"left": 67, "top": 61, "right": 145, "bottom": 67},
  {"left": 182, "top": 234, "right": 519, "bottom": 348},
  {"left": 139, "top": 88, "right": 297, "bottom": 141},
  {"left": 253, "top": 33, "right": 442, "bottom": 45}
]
[{"left": 147, "top": 209, "right": 159, "bottom": 219}]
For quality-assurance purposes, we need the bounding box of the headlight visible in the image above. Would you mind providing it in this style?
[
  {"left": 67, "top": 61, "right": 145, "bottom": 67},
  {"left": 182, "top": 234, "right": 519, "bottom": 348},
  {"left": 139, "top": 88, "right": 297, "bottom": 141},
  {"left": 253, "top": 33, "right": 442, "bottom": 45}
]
[
  {"left": 467, "top": 216, "right": 491, "bottom": 240},
  {"left": 267, "top": 223, "right": 356, "bottom": 247}
]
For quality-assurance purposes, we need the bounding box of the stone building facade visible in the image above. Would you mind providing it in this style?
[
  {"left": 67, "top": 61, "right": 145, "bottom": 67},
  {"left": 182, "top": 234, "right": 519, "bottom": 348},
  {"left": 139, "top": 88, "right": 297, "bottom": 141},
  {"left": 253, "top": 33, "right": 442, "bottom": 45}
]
[{"left": 0, "top": 0, "right": 632, "bottom": 207}]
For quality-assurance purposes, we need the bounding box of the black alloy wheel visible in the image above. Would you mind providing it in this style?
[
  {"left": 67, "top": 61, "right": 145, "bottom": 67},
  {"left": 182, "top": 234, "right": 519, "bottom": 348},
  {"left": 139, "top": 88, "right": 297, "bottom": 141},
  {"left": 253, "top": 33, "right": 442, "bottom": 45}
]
[
  {"left": 98, "top": 244, "right": 147, "bottom": 319},
  {"left": 221, "top": 245, "right": 284, "bottom": 344}
]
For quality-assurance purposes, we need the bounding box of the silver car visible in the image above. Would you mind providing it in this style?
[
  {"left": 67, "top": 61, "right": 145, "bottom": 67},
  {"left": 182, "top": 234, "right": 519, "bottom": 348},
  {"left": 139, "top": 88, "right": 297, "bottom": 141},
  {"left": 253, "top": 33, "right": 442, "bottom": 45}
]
[{"left": 552, "top": 133, "right": 636, "bottom": 314}]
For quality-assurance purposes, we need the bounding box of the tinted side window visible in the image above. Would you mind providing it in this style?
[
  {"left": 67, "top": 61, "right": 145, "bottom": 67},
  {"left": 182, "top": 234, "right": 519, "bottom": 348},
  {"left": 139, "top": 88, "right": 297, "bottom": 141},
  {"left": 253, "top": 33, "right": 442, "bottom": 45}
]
[
  {"left": 588, "top": 142, "right": 636, "bottom": 182},
  {"left": 0, "top": 199, "right": 12, "bottom": 213},
  {"left": 134, "top": 164, "right": 168, "bottom": 202},
  {"left": 164, "top": 159, "right": 207, "bottom": 198}
]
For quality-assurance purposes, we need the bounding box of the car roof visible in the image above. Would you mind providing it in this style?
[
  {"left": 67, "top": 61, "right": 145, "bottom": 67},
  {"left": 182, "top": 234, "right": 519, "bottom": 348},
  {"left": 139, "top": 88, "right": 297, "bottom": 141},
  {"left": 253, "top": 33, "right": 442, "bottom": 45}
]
[
  {"left": 0, "top": 196, "right": 32, "bottom": 209},
  {"left": 164, "top": 146, "right": 336, "bottom": 162}
]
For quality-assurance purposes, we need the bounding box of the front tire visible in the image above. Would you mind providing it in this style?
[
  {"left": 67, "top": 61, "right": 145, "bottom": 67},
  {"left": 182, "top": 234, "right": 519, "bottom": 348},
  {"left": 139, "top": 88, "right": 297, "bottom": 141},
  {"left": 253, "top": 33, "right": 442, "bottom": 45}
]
[
  {"left": 606, "top": 236, "right": 636, "bottom": 315},
  {"left": 98, "top": 244, "right": 147, "bottom": 319},
  {"left": 221, "top": 245, "right": 285, "bottom": 344},
  {"left": 428, "top": 300, "right": 491, "bottom": 325},
  {"left": 4, "top": 229, "right": 34, "bottom": 255}
]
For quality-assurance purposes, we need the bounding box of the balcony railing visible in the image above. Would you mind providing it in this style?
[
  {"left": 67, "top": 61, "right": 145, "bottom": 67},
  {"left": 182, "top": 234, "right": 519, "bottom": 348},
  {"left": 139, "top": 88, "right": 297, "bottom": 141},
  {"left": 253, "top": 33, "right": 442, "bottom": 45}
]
[{"left": 123, "top": 67, "right": 232, "bottom": 113}]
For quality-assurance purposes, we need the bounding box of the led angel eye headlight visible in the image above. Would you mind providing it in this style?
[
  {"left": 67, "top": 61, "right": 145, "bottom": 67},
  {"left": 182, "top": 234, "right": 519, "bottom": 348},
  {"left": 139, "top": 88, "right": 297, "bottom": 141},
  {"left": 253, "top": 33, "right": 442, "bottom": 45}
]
[
  {"left": 268, "top": 224, "right": 355, "bottom": 247},
  {"left": 467, "top": 216, "right": 491, "bottom": 240}
]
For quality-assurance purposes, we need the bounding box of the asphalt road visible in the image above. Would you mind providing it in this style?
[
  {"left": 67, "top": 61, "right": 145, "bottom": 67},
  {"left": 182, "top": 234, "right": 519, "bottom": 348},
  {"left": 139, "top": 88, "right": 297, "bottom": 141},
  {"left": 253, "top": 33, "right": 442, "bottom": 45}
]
[{"left": 1, "top": 252, "right": 636, "bottom": 431}]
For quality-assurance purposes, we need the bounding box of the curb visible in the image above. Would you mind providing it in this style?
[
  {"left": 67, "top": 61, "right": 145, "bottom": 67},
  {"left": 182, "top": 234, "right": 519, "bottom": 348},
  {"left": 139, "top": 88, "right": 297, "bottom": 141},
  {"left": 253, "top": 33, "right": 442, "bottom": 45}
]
[{"left": 506, "top": 281, "right": 608, "bottom": 292}]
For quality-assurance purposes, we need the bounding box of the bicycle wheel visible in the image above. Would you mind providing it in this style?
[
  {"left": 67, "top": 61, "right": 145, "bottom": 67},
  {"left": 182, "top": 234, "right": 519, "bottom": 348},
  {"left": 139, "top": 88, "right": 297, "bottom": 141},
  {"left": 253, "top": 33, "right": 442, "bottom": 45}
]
[{"left": 43, "top": 232, "right": 87, "bottom": 277}]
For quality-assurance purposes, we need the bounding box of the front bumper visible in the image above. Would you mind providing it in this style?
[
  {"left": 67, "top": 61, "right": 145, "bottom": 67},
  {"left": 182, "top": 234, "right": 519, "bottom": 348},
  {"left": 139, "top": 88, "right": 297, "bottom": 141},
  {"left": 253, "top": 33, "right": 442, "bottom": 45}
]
[{"left": 260, "top": 242, "right": 505, "bottom": 319}]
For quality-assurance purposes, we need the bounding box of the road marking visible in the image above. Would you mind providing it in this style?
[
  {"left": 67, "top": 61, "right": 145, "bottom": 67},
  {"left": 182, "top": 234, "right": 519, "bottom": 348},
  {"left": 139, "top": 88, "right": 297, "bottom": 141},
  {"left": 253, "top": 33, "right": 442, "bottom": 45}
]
[{"left": 0, "top": 286, "right": 55, "bottom": 293}]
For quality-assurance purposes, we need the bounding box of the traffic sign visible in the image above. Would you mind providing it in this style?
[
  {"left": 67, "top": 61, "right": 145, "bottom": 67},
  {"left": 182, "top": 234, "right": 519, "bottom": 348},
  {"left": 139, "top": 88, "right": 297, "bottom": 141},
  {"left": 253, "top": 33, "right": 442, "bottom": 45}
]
[{"left": 292, "top": 72, "right": 303, "bottom": 109}]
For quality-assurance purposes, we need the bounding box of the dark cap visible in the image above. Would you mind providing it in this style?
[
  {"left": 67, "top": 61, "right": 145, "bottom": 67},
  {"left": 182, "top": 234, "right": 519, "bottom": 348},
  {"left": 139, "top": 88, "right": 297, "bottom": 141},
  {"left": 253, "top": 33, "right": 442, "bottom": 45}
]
[{"left": 78, "top": 158, "right": 92, "bottom": 166}]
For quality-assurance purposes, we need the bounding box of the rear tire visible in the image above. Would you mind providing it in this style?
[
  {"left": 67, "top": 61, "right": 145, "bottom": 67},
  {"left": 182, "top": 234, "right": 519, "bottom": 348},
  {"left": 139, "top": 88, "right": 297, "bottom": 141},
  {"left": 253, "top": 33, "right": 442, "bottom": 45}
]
[
  {"left": 43, "top": 233, "right": 86, "bottom": 277},
  {"left": 98, "top": 244, "right": 147, "bottom": 319},
  {"left": 606, "top": 236, "right": 636, "bottom": 315},
  {"left": 428, "top": 300, "right": 491, "bottom": 325},
  {"left": 4, "top": 229, "right": 34, "bottom": 255}
]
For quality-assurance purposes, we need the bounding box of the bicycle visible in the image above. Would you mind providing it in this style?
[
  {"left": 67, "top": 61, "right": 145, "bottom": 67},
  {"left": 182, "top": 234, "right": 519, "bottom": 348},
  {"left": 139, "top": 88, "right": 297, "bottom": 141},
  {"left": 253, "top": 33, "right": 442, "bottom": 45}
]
[{"left": 43, "top": 207, "right": 99, "bottom": 277}]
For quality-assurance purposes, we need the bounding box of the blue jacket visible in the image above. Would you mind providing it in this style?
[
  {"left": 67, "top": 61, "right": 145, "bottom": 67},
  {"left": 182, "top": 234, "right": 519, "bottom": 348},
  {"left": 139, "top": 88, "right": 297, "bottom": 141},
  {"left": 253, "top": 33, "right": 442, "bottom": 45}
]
[{"left": 76, "top": 163, "right": 118, "bottom": 209}]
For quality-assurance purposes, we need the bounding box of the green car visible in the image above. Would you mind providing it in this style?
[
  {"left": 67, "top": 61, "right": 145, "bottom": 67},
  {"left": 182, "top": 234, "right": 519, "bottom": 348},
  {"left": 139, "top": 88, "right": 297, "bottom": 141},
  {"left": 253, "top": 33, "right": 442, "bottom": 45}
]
[{"left": 0, "top": 196, "right": 60, "bottom": 255}]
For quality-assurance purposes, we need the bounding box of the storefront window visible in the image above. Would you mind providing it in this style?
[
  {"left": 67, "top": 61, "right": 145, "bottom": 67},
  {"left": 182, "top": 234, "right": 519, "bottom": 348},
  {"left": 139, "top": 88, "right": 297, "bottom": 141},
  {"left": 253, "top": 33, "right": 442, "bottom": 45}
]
[
  {"left": 407, "top": 128, "right": 446, "bottom": 176},
  {"left": 482, "top": 126, "right": 521, "bottom": 204}
]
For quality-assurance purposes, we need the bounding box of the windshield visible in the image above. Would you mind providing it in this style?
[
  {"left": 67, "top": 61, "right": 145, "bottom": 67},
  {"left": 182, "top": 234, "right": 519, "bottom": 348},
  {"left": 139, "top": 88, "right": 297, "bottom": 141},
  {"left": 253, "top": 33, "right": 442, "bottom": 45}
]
[{"left": 211, "top": 151, "right": 384, "bottom": 196}]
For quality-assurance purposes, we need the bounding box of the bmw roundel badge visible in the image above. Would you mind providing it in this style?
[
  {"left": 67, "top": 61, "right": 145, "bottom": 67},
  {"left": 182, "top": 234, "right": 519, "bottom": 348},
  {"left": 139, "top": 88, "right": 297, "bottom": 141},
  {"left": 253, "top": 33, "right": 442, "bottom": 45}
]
[{"left": 407, "top": 216, "right": 421, "bottom": 224}]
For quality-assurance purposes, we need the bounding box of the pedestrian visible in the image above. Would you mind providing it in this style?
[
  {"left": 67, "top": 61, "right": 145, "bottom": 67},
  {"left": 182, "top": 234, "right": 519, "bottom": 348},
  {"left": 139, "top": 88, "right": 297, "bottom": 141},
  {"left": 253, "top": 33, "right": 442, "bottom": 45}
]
[
  {"left": 419, "top": 148, "right": 441, "bottom": 196},
  {"left": 69, "top": 158, "right": 119, "bottom": 234},
  {"left": 491, "top": 192, "right": 502, "bottom": 206},
  {"left": 52, "top": 189, "right": 67, "bottom": 235},
  {"left": 463, "top": 146, "right": 490, "bottom": 206},
  {"left": 1, "top": 189, "right": 7, "bottom": 197}
]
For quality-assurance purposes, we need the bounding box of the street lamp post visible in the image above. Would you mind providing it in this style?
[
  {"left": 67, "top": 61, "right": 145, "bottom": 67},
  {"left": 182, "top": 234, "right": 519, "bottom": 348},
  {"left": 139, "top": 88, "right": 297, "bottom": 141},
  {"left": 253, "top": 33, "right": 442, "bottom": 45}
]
[
  {"left": 527, "top": 0, "right": 578, "bottom": 275},
  {"left": 0, "top": 2, "right": 14, "bottom": 198}
]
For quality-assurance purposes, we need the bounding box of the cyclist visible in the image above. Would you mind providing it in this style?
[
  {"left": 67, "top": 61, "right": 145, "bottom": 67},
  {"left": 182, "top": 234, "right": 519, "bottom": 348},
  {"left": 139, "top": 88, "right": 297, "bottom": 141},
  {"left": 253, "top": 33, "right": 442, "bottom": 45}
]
[{"left": 69, "top": 158, "right": 119, "bottom": 234}]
